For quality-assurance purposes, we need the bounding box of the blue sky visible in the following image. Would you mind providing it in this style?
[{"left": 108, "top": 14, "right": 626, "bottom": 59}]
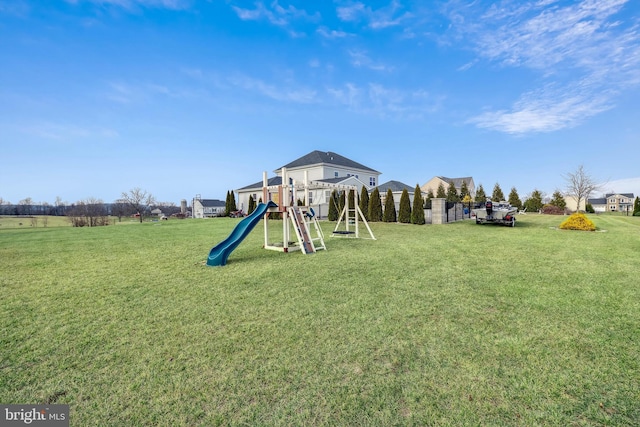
[{"left": 1, "top": 0, "right": 639, "bottom": 205}]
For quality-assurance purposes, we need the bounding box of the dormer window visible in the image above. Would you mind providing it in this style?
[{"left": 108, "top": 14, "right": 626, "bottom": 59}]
[{"left": 335, "top": 172, "right": 339, "bottom": 177}]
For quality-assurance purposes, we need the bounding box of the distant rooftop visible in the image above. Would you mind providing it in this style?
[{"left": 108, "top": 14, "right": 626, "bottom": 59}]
[{"left": 277, "top": 150, "right": 379, "bottom": 174}]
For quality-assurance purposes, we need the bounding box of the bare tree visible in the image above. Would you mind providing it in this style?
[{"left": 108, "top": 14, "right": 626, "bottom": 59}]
[
  {"left": 563, "top": 165, "right": 602, "bottom": 212},
  {"left": 121, "top": 188, "right": 155, "bottom": 223},
  {"left": 67, "top": 198, "right": 108, "bottom": 227}
]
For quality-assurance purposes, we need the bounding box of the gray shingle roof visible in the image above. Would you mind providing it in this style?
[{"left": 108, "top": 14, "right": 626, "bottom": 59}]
[
  {"left": 277, "top": 150, "right": 379, "bottom": 173},
  {"left": 199, "top": 199, "right": 225, "bottom": 207},
  {"left": 438, "top": 176, "right": 473, "bottom": 187},
  {"left": 376, "top": 180, "right": 416, "bottom": 193}
]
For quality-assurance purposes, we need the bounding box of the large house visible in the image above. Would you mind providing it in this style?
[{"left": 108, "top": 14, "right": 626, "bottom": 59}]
[
  {"left": 192, "top": 198, "right": 225, "bottom": 218},
  {"left": 421, "top": 176, "right": 475, "bottom": 200},
  {"left": 587, "top": 193, "right": 635, "bottom": 213},
  {"left": 236, "top": 150, "right": 382, "bottom": 219}
]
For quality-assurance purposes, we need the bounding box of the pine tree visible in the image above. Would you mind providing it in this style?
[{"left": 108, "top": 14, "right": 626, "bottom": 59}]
[
  {"left": 398, "top": 188, "right": 411, "bottom": 223},
  {"left": 424, "top": 189, "right": 434, "bottom": 209},
  {"left": 383, "top": 189, "right": 397, "bottom": 222},
  {"left": 368, "top": 187, "right": 383, "bottom": 222},
  {"left": 549, "top": 190, "right": 567, "bottom": 209},
  {"left": 230, "top": 191, "right": 237, "bottom": 211},
  {"left": 524, "top": 189, "right": 544, "bottom": 213},
  {"left": 633, "top": 196, "right": 640, "bottom": 216},
  {"left": 359, "top": 186, "right": 370, "bottom": 220},
  {"left": 446, "top": 181, "right": 459, "bottom": 202},
  {"left": 475, "top": 184, "right": 486, "bottom": 203},
  {"left": 348, "top": 189, "right": 356, "bottom": 212},
  {"left": 436, "top": 182, "right": 446, "bottom": 198},
  {"left": 492, "top": 183, "right": 505, "bottom": 202},
  {"left": 224, "top": 191, "right": 231, "bottom": 216},
  {"left": 459, "top": 180, "right": 469, "bottom": 201},
  {"left": 507, "top": 187, "right": 522, "bottom": 209},
  {"left": 248, "top": 195, "right": 256, "bottom": 215},
  {"left": 412, "top": 184, "right": 426, "bottom": 225},
  {"left": 339, "top": 191, "right": 346, "bottom": 215},
  {"left": 328, "top": 189, "right": 339, "bottom": 221}
]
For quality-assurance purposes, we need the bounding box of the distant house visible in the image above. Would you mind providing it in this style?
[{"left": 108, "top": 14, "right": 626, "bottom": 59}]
[
  {"left": 151, "top": 208, "right": 163, "bottom": 217},
  {"left": 377, "top": 180, "right": 422, "bottom": 212},
  {"left": 192, "top": 198, "right": 225, "bottom": 218},
  {"left": 421, "top": 176, "right": 475, "bottom": 199},
  {"left": 588, "top": 193, "right": 635, "bottom": 213},
  {"left": 236, "top": 150, "right": 381, "bottom": 218}
]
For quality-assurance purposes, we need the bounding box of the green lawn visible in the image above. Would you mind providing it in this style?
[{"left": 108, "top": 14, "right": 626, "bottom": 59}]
[{"left": 1, "top": 214, "right": 639, "bottom": 426}]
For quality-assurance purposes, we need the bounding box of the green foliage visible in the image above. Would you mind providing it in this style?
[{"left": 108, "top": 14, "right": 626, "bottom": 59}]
[
  {"left": 492, "top": 183, "right": 505, "bottom": 202},
  {"left": 524, "top": 189, "right": 544, "bottom": 213},
  {"left": 248, "top": 195, "right": 256, "bottom": 215},
  {"left": 359, "top": 186, "right": 370, "bottom": 220},
  {"left": 475, "top": 184, "right": 486, "bottom": 203},
  {"left": 508, "top": 187, "right": 523, "bottom": 210},
  {"left": 459, "top": 180, "right": 469, "bottom": 201},
  {"left": 383, "top": 189, "right": 397, "bottom": 222},
  {"left": 549, "top": 190, "right": 567, "bottom": 209},
  {"left": 559, "top": 212, "right": 596, "bottom": 231},
  {"left": 398, "top": 189, "right": 411, "bottom": 223},
  {"left": 585, "top": 203, "right": 595, "bottom": 213},
  {"left": 368, "top": 187, "right": 383, "bottom": 222},
  {"left": 634, "top": 197, "right": 640, "bottom": 216},
  {"left": 339, "top": 191, "right": 346, "bottom": 214},
  {"left": 224, "top": 190, "right": 231, "bottom": 216},
  {"left": 436, "top": 183, "right": 446, "bottom": 198},
  {"left": 446, "top": 182, "right": 459, "bottom": 202},
  {"left": 412, "top": 184, "right": 425, "bottom": 225},
  {"left": 348, "top": 189, "right": 356, "bottom": 212},
  {"left": 328, "top": 189, "right": 339, "bottom": 221},
  {"left": 424, "top": 189, "right": 434, "bottom": 209}
]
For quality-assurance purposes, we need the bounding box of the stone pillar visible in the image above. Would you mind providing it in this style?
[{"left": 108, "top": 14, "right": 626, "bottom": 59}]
[{"left": 432, "top": 198, "right": 446, "bottom": 224}]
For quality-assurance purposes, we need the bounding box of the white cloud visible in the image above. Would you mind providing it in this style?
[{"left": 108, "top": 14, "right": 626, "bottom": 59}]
[
  {"left": 228, "top": 74, "right": 317, "bottom": 104},
  {"left": 68, "top": 0, "right": 191, "bottom": 10},
  {"left": 316, "top": 26, "right": 350, "bottom": 39},
  {"left": 336, "top": 0, "right": 411, "bottom": 30},
  {"left": 348, "top": 50, "right": 392, "bottom": 71},
  {"left": 449, "top": 0, "right": 640, "bottom": 133},
  {"left": 232, "top": 1, "right": 319, "bottom": 30},
  {"left": 598, "top": 177, "right": 640, "bottom": 197}
]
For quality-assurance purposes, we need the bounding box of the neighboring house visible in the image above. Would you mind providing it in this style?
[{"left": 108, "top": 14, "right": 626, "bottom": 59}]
[
  {"left": 192, "top": 198, "right": 226, "bottom": 218},
  {"left": 236, "top": 150, "right": 381, "bottom": 219},
  {"left": 151, "top": 208, "right": 163, "bottom": 217},
  {"left": 588, "top": 193, "right": 635, "bottom": 213},
  {"left": 421, "top": 176, "right": 475, "bottom": 199},
  {"left": 377, "top": 180, "right": 422, "bottom": 212}
]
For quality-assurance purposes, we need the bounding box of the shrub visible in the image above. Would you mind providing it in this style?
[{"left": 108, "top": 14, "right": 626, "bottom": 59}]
[
  {"left": 542, "top": 204, "right": 565, "bottom": 215},
  {"left": 559, "top": 213, "right": 596, "bottom": 231},
  {"left": 585, "top": 203, "right": 595, "bottom": 213}
]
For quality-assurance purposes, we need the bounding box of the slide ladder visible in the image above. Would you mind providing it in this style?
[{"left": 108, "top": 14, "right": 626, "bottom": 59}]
[{"left": 288, "top": 207, "right": 325, "bottom": 254}]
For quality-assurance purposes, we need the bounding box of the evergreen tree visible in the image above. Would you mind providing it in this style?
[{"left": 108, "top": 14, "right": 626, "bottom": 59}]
[
  {"left": 383, "top": 189, "right": 397, "bottom": 222},
  {"left": 411, "top": 184, "right": 425, "bottom": 225},
  {"left": 424, "top": 189, "right": 434, "bottom": 209},
  {"left": 248, "top": 195, "right": 256, "bottom": 215},
  {"left": 459, "top": 180, "right": 470, "bottom": 201},
  {"left": 523, "top": 189, "right": 544, "bottom": 213},
  {"left": 549, "top": 190, "right": 567, "bottom": 209},
  {"left": 224, "top": 190, "right": 231, "bottom": 216},
  {"left": 398, "top": 188, "right": 411, "bottom": 223},
  {"left": 633, "top": 196, "right": 640, "bottom": 216},
  {"left": 339, "top": 191, "right": 346, "bottom": 215},
  {"left": 475, "top": 184, "right": 486, "bottom": 203},
  {"left": 328, "top": 189, "right": 339, "bottom": 221},
  {"left": 348, "top": 189, "right": 356, "bottom": 212},
  {"left": 368, "top": 187, "right": 383, "bottom": 222},
  {"left": 359, "top": 186, "right": 370, "bottom": 220},
  {"left": 230, "top": 191, "right": 237, "bottom": 211},
  {"left": 436, "top": 182, "right": 446, "bottom": 198},
  {"left": 492, "top": 183, "right": 505, "bottom": 202},
  {"left": 507, "top": 187, "right": 522, "bottom": 209},
  {"left": 446, "top": 181, "right": 459, "bottom": 202}
]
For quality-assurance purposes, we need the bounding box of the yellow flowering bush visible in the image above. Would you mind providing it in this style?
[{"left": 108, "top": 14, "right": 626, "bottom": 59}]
[{"left": 559, "top": 213, "right": 596, "bottom": 231}]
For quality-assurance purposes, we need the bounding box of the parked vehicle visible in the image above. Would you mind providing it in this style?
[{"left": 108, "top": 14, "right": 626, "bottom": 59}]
[{"left": 473, "top": 201, "right": 517, "bottom": 227}]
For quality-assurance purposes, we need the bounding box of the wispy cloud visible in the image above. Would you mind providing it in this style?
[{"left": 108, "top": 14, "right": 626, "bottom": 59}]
[
  {"left": 20, "top": 121, "right": 119, "bottom": 141},
  {"left": 451, "top": 0, "right": 640, "bottom": 133},
  {"left": 228, "top": 74, "right": 317, "bottom": 104},
  {"left": 316, "top": 26, "right": 351, "bottom": 39},
  {"left": 66, "top": 0, "right": 191, "bottom": 10},
  {"left": 348, "top": 50, "right": 392, "bottom": 71},
  {"left": 232, "top": 1, "right": 319, "bottom": 34},
  {"left": 327, "top": 82, "right": 440, "bottom": 119},
  {"left": 336, "top": 0, "right": 412, "bottom": 30}
]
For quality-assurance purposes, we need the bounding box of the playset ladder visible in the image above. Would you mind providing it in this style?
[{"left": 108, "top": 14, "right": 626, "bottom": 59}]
[
  {"left": 288, "top": 207, "right": 316, "bottom": 254},
  {"left": 309, "top": 214, "right": 326, "bottom": 251}
]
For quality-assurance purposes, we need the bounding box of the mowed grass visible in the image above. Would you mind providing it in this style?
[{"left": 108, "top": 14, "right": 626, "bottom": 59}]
[{"left": 1, "top": 214, "right": 639, "bottom": 426}]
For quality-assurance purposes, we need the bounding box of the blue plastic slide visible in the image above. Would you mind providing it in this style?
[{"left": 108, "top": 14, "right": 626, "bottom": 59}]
[{"left": 207, "top": 201, "right": 277, "bottom": 266}]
